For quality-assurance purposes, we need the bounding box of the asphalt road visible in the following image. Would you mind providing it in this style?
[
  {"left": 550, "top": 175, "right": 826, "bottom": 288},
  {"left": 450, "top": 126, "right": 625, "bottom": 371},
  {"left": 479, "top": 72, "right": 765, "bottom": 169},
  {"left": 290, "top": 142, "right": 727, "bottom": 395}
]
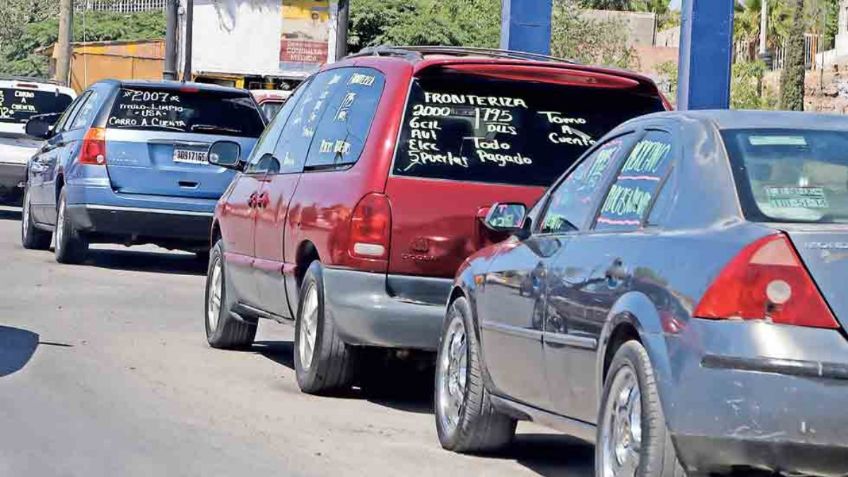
[{"left": 0, "top": 205, "right": 594, "bottom": 477}]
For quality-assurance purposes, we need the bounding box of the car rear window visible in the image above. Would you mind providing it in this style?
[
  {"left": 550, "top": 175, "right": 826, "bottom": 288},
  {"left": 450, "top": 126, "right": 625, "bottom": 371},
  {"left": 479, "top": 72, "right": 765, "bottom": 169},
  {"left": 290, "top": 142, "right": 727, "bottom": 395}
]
[
  {"left": 392, "top": 72, "right": 665, "bottom": 187},
  {"left": 108, "top": 87, "right": 265, "bottom": 137},
  {"left": 0, "top": 87, "right": 74, "bottom": 124},
  {"left": 723, "top": 128, "right": 848, "bottom": 223}
]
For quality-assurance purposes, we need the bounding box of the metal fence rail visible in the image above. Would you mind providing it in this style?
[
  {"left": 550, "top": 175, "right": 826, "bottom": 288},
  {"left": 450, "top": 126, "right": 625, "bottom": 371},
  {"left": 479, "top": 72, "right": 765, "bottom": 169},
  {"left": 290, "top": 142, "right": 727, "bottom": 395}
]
[{"left": 79, "top": 0, "right": 166, "bottom": 12}]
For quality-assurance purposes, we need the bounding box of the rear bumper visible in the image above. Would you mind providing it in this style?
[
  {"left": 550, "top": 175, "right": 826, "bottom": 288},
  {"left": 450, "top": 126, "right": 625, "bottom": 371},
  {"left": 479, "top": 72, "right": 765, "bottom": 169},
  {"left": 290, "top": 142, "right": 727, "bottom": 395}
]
[
  {"left": 322, "top": 268, "right": 452, "bottom": 350},
  {"left": 663, "top": 319, "right": 848, "bottom": 476},
  {"left": 0, "top": 162, "right": 25, "bottom": 194},
  {"left": 67, "top": 204, "right": 212, "bottom": 243}
]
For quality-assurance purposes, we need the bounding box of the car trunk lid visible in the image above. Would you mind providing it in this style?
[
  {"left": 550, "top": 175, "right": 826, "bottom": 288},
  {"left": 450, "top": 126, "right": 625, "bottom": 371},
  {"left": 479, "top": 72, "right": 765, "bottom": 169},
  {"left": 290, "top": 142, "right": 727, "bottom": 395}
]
[{"left": 103, "top": 85, "right": 264, "bottom": 199}]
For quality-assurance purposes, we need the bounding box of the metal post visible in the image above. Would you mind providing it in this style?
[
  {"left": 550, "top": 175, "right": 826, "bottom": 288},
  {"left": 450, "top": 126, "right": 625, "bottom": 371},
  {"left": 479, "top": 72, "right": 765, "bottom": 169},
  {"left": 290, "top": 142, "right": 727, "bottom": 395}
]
[
  {"left": 500, "top": 0, "right": 552, "bottom": 55},
  {"left": 677, "top": 0, "right": 735, "bottom": 110},
  {"left": 183, "top": 0, "right": 194, "bottom": 82},
  {"left": 163, "top": 0, "right": 178, "bottom": 80},
  {"left": 759, "top": 0, "right": 768, "bottom": 57},
  {"left": 335, "top": 0, "right": 349, "bottom": 61},
  {"left": 56, "top": 0, "right": 74, "bottom": 86}
]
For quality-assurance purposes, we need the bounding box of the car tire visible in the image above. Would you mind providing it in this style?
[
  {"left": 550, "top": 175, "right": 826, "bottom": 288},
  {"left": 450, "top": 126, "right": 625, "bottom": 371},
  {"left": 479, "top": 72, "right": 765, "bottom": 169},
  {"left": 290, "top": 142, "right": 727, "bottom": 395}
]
[
  {"left": 596, "top": 340, "right": 686, "bottom": 477},
  {"left": 294, "top": 261, "right": 358, "bottom": 395},
  {"left": 21, "top": 185, "right": 51, "bottom": 250},
  {"left": 204, "top": 239, "right": 257, "bottom": 349},
  {"left": 435, "top": 296, "right": 516, "bottom": 453},
  {"left": 54, "top": 188, "right": 88, "bottom": 264}
]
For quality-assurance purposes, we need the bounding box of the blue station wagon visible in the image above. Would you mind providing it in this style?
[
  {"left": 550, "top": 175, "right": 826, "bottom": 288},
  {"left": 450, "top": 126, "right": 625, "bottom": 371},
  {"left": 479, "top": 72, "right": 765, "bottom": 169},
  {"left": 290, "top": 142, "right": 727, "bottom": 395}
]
[{"left": 20, "top": 80, "right": 265, "bottom": 263}]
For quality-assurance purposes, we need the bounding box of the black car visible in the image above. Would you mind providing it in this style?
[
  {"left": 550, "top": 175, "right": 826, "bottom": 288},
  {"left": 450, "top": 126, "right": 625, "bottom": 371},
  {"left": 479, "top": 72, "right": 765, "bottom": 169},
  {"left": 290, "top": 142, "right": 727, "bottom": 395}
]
[{"left": 434, "top": 111, "right": 848, "bottom": 477}]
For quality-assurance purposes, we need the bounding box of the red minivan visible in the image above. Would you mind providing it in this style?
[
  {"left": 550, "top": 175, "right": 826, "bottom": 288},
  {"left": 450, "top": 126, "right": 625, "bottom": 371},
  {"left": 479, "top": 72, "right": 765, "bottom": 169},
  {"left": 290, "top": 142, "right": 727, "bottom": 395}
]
[{"left": 203, "top": 46, "right": 669, "bottom": 394}]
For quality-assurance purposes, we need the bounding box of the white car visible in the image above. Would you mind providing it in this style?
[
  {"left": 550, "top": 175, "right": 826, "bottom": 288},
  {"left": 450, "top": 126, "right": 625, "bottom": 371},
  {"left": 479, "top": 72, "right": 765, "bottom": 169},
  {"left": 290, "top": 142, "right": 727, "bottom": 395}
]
[{"left": 0, "top": 77, "right": 76, "bottom": 203}]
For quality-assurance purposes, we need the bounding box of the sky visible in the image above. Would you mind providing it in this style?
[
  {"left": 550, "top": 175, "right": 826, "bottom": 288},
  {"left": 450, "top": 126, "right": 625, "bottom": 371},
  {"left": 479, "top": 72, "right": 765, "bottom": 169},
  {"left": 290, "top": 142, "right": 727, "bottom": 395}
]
[{"left": 670, "top": 0, "right": 681, "bottom": 10}]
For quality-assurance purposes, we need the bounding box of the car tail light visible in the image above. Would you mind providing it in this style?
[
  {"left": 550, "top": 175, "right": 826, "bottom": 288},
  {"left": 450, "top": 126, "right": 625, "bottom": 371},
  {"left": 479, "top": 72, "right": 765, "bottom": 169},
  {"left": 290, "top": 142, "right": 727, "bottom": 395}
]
[
  {"left": 350, "top": 193, "right": 391, "bottom": 259},
  {"left": 79, "top": 127, "right": 106, "bottom": 165},
  {"left": 694, "top": 234, "right": 839, "bottom": 329}
]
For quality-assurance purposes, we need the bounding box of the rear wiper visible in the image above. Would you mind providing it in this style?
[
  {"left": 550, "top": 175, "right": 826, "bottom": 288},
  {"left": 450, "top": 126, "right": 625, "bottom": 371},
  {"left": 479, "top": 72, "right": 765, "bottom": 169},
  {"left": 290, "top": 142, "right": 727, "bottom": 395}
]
[{"left": 191, "top": 124, "right": 241, "bottom": 134}]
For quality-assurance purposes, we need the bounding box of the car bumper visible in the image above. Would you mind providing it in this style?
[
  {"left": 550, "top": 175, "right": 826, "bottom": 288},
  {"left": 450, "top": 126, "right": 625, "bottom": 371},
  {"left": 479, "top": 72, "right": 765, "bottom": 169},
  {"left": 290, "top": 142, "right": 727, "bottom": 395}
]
[
  {"left": 322, "top": 268, "right": 452, "bottom": 350},
  {"left": 0, "top": 161, "right": 25, "bottom": 194},
  {"left": 67, "top": 204, "right": 213, "bottom": 242},
  {"left": 663, "top": 319, "right": 848, "bottom": 476}
]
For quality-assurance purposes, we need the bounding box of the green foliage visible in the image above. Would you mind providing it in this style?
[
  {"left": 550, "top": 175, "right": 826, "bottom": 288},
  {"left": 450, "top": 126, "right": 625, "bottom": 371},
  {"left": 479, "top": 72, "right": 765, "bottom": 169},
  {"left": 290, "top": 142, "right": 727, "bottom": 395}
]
[
  {"left": 655, "top": 60, "right": 678, "bottom": 102},
  {"left": 779, "top": 0, "right": 806, "bottom": 111},
  {"left": 731, "top": 60, "right": 776, "bottom": 109},
  {"left": 552, "top": 0, "right": 635, "bottom": 68},
  {"left": 0, "top": 10, "right": 165, "bottom": 77},
  {"left": 579, "top": 0, "right": 670, "bottom": 13},
  {"left": 348, "top": 0, "right": 499, "bottom": 50}
]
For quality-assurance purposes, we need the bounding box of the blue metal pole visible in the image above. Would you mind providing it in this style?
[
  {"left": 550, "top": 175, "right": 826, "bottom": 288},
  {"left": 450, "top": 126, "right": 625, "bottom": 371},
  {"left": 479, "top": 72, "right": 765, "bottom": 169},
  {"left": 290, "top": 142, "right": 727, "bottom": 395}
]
[
  {"left": 677, "top": 0, "right": 735, "bottom": 110},
  {"left": 500, "top": 0, "right": 553, "bottom": 55}
]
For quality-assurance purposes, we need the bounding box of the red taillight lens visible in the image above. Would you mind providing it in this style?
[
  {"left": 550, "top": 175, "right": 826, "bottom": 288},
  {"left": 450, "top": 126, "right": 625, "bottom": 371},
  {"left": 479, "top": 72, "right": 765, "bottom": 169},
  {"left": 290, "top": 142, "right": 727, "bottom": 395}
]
[
  {"left": 349, "top": 193, "right": 391, "bottom": 259},
  {"left": 694, "top": 234, "right": 839, "bottom": 329},
  {"left": 79, "top": 127, "right": 106, "bottom": 165}
]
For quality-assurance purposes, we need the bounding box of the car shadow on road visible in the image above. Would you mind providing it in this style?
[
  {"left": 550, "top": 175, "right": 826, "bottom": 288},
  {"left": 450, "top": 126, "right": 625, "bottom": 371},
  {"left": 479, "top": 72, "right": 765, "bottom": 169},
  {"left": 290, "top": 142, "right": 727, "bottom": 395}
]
[
  {"left": 253, "top": 340, "right": 295, "bottom": 369},
  {"left": 498, "top": 433, "right": 594, "bottom": 477},
  {"left": 0, "top": 207, "right": 22, "bottom": 221},
  {"left": 82, "top": 248, "right": 207, "bottom": 276},
  {"left": 0, "top": 325, "right": 39, "bottom": 377}
]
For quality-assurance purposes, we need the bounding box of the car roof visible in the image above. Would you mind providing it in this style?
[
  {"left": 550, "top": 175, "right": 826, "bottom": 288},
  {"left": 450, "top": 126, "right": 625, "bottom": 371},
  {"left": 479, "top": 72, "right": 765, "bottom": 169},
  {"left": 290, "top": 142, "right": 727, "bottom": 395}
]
[
  {"left": 0, "top": 76, "right": 76, "bottom": 96},
  {"left": 631, "top": 109, "right": 848, "bottom": 132},
  {"left": 339, "top": 45, "right": 660, "bottom": 87},
  {"left": 98, "top": 79, "right": 249, "bottom": 95}
]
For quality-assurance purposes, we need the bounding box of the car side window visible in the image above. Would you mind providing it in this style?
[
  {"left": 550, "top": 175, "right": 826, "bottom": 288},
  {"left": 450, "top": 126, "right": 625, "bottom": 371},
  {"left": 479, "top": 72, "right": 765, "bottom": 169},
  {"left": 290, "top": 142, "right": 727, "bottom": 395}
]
[
  {"left": 594, "top": 130, "right": 675, "bottom": 232},
  {"left": 272, "top": 70, "right": 343, "bottom": 174},
  {"left": 539, "top": 136, "right": 629, "bottom": 234},
  {"left": 68, "top": 89, "right": 103, "bottom": 131},
  {"left": 54, "top": 92, "right": 89, "bottom": 133},
  {"left": 244, "top": 80, "right": 311, "bottom": 175},
  {"left": 304, "top": 68, "right": 385, "bottom": 169}
]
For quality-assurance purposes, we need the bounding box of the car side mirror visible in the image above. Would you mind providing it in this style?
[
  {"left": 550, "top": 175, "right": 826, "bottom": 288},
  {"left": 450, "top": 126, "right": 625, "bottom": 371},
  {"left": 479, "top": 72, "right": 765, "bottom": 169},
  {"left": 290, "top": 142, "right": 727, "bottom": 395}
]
[
  {"left": 208, "top": 140, "right": 242, "bottom": 170},
  {"left": 25, "top": 117, "right": 52, "bottom": 139},
  {"left": 484, "top": 202, "right": 527, "bottom": 234}
]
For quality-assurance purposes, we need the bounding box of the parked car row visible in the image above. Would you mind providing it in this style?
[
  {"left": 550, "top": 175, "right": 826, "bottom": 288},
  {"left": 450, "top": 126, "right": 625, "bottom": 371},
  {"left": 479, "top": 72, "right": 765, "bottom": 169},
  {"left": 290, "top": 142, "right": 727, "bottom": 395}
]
[{"left": 8, "top": 46, "right": 848, "bottom": 477}]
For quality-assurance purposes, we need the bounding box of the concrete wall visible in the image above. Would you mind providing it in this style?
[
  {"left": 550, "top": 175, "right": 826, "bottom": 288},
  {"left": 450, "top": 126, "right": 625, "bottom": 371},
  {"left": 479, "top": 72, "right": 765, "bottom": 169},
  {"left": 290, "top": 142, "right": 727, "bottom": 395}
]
[{"left": 581, "top": 9, "right": 657, "bottom": 47}]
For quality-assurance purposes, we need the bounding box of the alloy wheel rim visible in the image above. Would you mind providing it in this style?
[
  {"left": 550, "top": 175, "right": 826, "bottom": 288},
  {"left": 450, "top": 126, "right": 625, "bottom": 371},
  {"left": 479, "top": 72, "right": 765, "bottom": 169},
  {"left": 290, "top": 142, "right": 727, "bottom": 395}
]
[
  {"left": 437, "top": 315, "right": 467, "bottom": 435},
  {"left": 601, "top": 366, "right": 642, "bottom": 477},
  {"left": 298, "top": 283, "right": 319, "bottom": 370},
  {"left": 206, "top": 257, "right": 223, "bottom": 333}
]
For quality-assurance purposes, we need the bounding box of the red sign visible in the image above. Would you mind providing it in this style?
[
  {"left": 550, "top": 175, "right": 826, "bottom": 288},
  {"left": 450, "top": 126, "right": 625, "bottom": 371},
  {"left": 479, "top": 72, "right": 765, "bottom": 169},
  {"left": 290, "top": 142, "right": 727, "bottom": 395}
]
[{"left": 280, "top": 39, "right": 329, "bottom": 65}]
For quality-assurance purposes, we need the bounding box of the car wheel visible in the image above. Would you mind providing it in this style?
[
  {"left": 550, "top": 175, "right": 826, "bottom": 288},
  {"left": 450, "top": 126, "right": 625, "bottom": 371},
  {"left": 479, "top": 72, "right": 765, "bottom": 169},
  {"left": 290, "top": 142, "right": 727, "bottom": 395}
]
[
  {"left": 294, "top": 261, "right": 358, "bottom": 395},
  {"left": 597, "top": 341, "right": 686, "bottom": 477},
  {"left": 435, "top": 296, "right": 516, "bottom": 453},
  {"left": 21, "top": 185, "right": 51, "bottom": 250},
  {"left": 54, "top": 188, "right": 88, "bottom": 264},
  {"left": 204, "top": 239, "right": 257, "bottom": 349}
]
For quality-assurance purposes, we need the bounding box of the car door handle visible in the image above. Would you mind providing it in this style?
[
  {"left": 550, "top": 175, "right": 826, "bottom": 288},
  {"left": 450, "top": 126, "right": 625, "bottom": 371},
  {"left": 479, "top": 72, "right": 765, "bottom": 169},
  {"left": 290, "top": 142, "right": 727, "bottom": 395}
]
[
  {"left": 248, "top": 192, "right": 259, "bottom": 208},
  {"left": 257, "top": 192, "right": 270, "bottom": 209}
]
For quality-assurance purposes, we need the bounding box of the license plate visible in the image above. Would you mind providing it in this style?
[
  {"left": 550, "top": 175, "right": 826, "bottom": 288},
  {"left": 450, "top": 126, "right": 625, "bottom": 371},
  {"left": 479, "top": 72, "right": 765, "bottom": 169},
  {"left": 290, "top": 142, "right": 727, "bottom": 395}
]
[{"left": 173, "top": 148, "right": 208, "bottom": 165}]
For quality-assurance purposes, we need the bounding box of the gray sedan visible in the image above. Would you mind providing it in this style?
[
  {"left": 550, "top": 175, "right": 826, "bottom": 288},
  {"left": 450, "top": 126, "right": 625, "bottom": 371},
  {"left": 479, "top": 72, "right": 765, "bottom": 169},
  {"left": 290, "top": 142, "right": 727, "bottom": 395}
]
[{"left": 435, "top": 110, "right": 848, "bottom": 476}]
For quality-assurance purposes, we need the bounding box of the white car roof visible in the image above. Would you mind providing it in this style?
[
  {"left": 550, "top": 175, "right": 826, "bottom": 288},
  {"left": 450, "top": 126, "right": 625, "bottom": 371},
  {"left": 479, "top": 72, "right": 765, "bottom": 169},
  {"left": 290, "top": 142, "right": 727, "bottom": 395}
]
[{"left": 0, "top": 78, "right": 76, "bottom": 98}]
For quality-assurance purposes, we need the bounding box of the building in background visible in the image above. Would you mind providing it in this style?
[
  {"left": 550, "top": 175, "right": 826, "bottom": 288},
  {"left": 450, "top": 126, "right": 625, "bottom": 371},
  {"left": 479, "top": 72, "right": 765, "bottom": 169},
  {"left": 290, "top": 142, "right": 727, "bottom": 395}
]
[
  {"left": 78, "top": 0, "right": 166, "bottom": 13},
  {"left": 40, "top": 40, "right": 164, "bottom": 92}
]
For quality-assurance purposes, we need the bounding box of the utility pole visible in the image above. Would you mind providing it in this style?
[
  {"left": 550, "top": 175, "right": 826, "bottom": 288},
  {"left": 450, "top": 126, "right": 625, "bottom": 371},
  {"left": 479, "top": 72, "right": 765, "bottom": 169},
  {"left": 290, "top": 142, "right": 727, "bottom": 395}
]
[
  {"left": 163, "top": 0, "right": 178, "bottom": 80},
  {"left": 183, "top": 0, "right": 194, "bottom": 81},
  {"left": 335, "top": 0, "right": 349, "bottom": 61},
  {"left": 56, "top": 0, "right": 74, "bottom": 86},
  {"left": 759, "top": 0, "right": 768, "bottom": 57}
]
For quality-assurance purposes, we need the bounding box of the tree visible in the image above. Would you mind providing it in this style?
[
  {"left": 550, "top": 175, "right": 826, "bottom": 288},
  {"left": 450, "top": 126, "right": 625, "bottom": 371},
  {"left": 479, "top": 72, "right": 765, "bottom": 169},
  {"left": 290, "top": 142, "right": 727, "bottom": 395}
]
[
  {"left": 348, "top": 0, "right": 499, "bottom": 50},
  {"left": 579, "top": 0, "right": 670, "bottom": 13},
  {"left": 552, "top": 0, "right": 635, "bottom": 68},
  {"left": 0, "top": 10, "right": 165, "bottom": 77},
  {"left": 779, "top": 0, "right": 806, "bottom": 111},
  {"left": 0, "top": 0, "right": 57, "bottom": 51}
]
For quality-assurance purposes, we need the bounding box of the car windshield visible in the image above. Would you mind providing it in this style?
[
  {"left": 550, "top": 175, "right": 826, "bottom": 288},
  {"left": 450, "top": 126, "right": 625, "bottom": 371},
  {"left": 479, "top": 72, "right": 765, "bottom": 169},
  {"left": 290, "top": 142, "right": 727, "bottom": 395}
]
[
  {"left": 392, "top": 72, "right": 665, "bottom": 187},
  {"left": 0, "top": 87, "right": 74, "bottom": 124},
  {"left": 723, "top": 128, "right": 848, "bottom": 223},
  {"left": 108, "top": 87, "right": 265, "bottom": 137}
]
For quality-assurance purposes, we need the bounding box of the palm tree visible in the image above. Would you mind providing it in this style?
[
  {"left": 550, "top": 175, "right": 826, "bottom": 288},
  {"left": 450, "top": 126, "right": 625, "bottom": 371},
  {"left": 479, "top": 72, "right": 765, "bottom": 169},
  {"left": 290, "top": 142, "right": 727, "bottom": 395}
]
[{"left": 734, "top": 0, "right": 793, "bottom": 61}]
